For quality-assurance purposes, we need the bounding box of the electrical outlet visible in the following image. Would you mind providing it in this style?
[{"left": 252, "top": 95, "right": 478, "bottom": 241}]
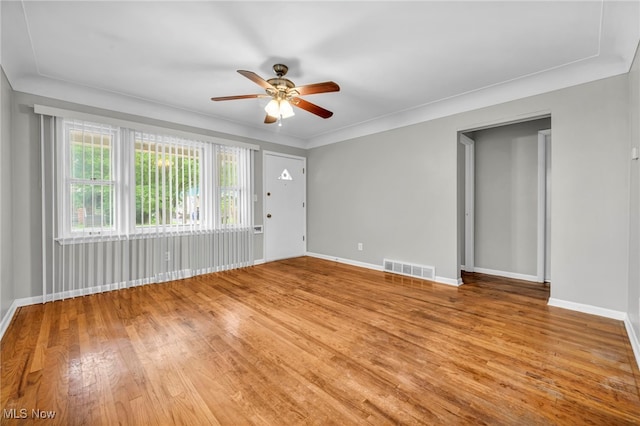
[{"left": 357, "top": 243, "right": 363, "bottom": 251}]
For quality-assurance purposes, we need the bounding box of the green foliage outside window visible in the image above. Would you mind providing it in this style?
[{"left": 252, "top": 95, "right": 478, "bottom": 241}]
[
  {"left": 218, "top": 152, "right": 240, "bottom": 225},
  {"left": 135, "top": 147, "right": 200, "bottom": 227},
  {"left": 64, "top": 123, "right": 248, "bottom": 234},
  {"left": 70, "top": 135, "right": 113, "bottom": 230}
]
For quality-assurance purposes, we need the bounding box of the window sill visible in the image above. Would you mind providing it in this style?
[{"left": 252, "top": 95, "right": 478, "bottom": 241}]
[{"left": 55, "top": 227, "right": 253, "bottom": 245}]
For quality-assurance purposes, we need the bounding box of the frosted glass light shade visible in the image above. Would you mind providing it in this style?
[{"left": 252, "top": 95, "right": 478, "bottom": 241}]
[
  {"left": 264, "top": 99, "right": 295, "bottom": 119},
  {"left": 280, "top": 100, "right": 295, "bottom": 118},
  {"left": 265, "top": 99, "right": 279, "bottom": 117}
]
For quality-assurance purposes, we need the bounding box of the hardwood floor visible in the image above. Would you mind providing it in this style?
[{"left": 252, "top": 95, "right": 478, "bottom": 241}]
[{"left": 2, "top": 256, "right": 639, "bottom": 425}]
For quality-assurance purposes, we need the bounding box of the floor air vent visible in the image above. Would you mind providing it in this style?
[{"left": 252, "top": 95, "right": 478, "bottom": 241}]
[{"left": 383, "top": 259, "right": 435, "bottom": 281}]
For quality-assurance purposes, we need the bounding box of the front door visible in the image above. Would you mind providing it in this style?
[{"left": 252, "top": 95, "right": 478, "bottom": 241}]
[{"left": 264, "top": 152, "right": 306, "bottom": 261}]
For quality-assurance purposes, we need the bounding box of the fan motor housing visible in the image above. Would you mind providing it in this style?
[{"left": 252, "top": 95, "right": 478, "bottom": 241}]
[
  {"left": 266, "top": 77, "right": 295, "bottom": 99},
  {"left": 266, "top": 78, "right": 295, "bottom": 89}
]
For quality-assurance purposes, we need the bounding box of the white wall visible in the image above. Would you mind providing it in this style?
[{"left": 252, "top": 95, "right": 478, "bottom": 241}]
[{"left": 308, "top": 73, "right": 630, "bottom": 312}]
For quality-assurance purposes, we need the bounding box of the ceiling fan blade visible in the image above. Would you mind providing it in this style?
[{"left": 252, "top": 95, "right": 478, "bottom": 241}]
[
  {"left": 211, "top": 94, "right": 267, "bottom": 101},
  {"left": 237, "top": 70, "right": 275, "bottom": 90},
  {"left": 264, "top": 114, "right": 277, "bottom": 124},
  {"left": 293, "top": 81, "right": 340, "bottom": 96},
  {"left": 291, "top": 98, "right": 333, "bottom": 119}
]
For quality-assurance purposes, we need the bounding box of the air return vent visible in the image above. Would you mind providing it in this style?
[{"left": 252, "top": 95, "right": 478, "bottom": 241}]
[{"left": 383, "top": 259, "right": 435, "bottom": 281}]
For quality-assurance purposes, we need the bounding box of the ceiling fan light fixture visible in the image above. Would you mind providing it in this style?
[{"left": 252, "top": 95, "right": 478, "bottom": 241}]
[
  {"left": 212, "top": 64, "right": 339, "bottom": 124},
  {"left": 265, "top": 99, "right": 295, "bottom": 120},
  {"left": 264, "top": 99, "right": 279, "bottom": 117},
  {"left": 280, "top": 99, "right": 295, "bottom": 118}
]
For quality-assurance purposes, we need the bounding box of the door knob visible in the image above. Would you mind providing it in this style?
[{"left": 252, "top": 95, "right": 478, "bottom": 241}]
[{"left": 267, "top": 214, "right": 272, "bottom": 218}]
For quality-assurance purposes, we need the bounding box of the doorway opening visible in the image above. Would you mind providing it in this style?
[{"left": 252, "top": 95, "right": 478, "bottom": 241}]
[{"left": 458, "top": 117, "right": 551, "bottom": 285}]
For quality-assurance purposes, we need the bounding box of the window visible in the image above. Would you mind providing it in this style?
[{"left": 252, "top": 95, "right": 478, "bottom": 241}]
[
  {"left": 217, "top": 145, "right": 250, "bottom": 226},
  {"left": 62, "top": 120, "right": 118, "bottom": 236},
  {"left": 133, "top": 132, "right": 203, "bottom": 230},
  {"left": 57, "top": 118, "right": 252, "bottom": 240}
]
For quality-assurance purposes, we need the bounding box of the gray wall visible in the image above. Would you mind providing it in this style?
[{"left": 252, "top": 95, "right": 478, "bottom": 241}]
[
  {"left": 0, "top": 67, "right": 14, "bottom": 319},
  {"left": 628, "top": 45, "right": 640, "bottom": 341},
  {"left": 308, "top": 73, "right": 630, "bottom": 312},
  {"left": 8, "top": 91, "right": 305, "bottom": 301},
  {"left": 308, "top": 122, "right": 457, "bottom": 278},
  {"left": 473, "top": 118, "right": 550, "bottom": 277}
]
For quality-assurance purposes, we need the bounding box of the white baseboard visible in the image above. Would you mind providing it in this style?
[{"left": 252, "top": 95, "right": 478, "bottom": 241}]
[
  {"left": 435, "top": 276, "right": 463, "bottom": 287},
  {"left": 547, "top": 298, "right": 627, "bottom": 321},
  {"left": 0, "top": 300, "right": 19, "bottom": 341},
  {"left": 624, "top": 317, "right": 640, "bottom": 371},
  {"left": 305, "top": 252, "right": 460, "bottom": 286},
  {"left": 0, "top": 295, "right": 44, "bottom": 341},
  {"left": 306, "top": 252, "right": 383, "bottom": 271},
  {"left": 253, "top": 259, "right": 266, "bottom": 265},
  {"left": 473, "top": 267, "right": 540, "bottom": 283}
]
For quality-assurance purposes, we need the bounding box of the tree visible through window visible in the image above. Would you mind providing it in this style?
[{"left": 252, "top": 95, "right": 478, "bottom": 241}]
[
  {"left": 219, "top": 149, "right": 238, "bottom": 225},
  {"left": 216, "top": 145, "right": 250, "bottom": 227},
  {"left": 58, "top": 118, "right": 252, "bottom": 239},
  {"left": 134, "top": 134, "right": 202, "bottom": 229}
]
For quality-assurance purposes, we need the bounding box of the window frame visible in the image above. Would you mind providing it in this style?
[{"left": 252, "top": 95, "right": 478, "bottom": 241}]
[
  {"left": 55, "top": 116, "right": 255, "bottom": 243},
  {"left": 59, "top": 119, "right": 120, "bottom": 239}
]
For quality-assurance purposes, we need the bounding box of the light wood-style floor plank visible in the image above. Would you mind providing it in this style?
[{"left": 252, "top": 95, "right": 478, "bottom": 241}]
[{"left": 2, "top": 256, "right": 639, "bottom": 425}]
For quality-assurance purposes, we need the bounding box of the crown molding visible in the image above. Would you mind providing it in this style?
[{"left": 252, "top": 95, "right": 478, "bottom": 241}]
[{"left": 10, "top": 74, "right": 308, "bottom": 150}]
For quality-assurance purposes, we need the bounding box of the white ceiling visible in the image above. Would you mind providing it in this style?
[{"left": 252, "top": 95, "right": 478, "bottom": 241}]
[{"left": 2, "top": 1, "right": 639, "bottom": 148}]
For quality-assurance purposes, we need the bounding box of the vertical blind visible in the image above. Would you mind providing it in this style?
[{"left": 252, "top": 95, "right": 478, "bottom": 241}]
[
  {"left": 131, "top": 130, "right": 206, "bottom": 232},
  {"left": 40, "top": 114, "right": 255, "bottom": 302}
]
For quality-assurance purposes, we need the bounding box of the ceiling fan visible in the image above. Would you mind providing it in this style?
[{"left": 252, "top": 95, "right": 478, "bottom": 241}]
[{"left": 211, "top": 64, "right": 340, "bottom": 125}]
